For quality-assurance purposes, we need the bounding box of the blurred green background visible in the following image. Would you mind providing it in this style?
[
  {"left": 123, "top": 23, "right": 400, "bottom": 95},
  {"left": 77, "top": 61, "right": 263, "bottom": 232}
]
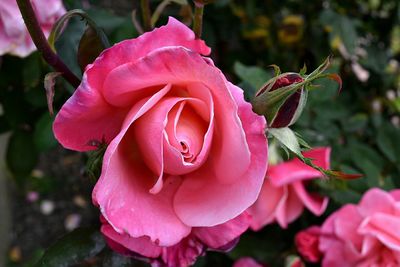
[{"left": 1, "top": 0, "right": 400, "bottom": 266}]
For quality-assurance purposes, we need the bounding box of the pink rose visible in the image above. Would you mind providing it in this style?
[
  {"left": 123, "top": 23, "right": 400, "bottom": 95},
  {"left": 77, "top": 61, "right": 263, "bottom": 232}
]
[
  {"left": 247, "top": 147, "right": 330, "bottom": 230},
  {"left": 54, "top": 18, "right": 268, "bottom": 265},
  {"left": 233, "top": 257, "right": 264, "bottom": 267},
  {"left": 295, "top": 226, "right": 322, "bottom": 263},
  {"left": 319, "top": 188, "right": 400, "bottom": 267},
  {"left": 0, "top": 0, "right": 65, "bottom": 57}
]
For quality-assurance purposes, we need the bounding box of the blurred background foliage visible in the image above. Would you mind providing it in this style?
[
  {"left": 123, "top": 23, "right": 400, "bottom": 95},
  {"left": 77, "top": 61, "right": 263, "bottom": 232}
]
[{"left": 1, "top": 0, "right": 400, "bottom": 266}]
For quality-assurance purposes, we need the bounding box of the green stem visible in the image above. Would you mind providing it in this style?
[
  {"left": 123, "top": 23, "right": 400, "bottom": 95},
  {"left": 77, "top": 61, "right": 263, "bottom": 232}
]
[
  {"left": 16, "top": 0, "right": 81, "bottom": 88},
  {"left": 193, "top": 3, "right": 204, "bottom": 39},
  {"left": 140, "top": 0, "right": 152, "bottom": 31}
]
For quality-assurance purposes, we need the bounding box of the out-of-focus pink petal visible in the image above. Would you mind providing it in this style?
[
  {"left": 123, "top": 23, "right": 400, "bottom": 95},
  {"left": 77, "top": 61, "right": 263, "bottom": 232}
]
[
  {"left": 194, "top": 212, "right": 251, "bottom": 249},
  {"left": 358, "top": 214, "right": 400, "bottom": 251},
  {"left": 269, "top": 147, "right": 330, "bottom": 187},
  {"left": 319, "top": 205, "right": 364, "bottom": 266},
  {"left": 333, "top": 206, "right": 364, "bottom": 252},
  {"left": 233, "top": 257, "right": 264, "bottom": 267},
  {"left": 54, "top": 18, "right": 210, "bottom": 150},
  {"left": 302, "top": 147, "right": 331, "bottom": 169},
  {"left": 390, "top": 190, "right": 400, "bottom": 201},
  {"left": 101, "top": 221, "right": 162, "bottom": 258},
  {"left": 295, "top": 226, "right": 322, "bottom": 263},
  {"left": 292, "top": 181, "right": 328, "bottom": 216},
  {"left": 248, "top": 179, "right": 284, "bottom": 231},
  {"left": 358, "top": 188, "right": 396, "bottom": 217},
  {"left": 174, "top": 85, "right": 267, "bottom": 227},
  {"left": 275, "top": 186, "right": 303, "bottom": 228}
]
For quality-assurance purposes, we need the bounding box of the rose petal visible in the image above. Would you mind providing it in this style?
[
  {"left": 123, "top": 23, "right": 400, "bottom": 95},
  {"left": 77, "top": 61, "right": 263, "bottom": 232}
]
[
  {"left": 358, "top": 214, "right": 400, "bottom": 251},
  {"left": 268, "top": 165, "right": 320, "bottom": 188},
  {"left": 160, "top": 236, "right": 204, "bottom": 267},
  {"left": 103, "top": 48, "right": 252, "bottom": 184},
  {"left": 54, "top": 18, "right": 210, "bottom": 151},
  {"left": 193, "top": 212, "right": 251, "bottom": 249},
  {"left": 174, "top": 85, "right": 267, "bottom": 227},
  {"left": 358, "top": 188, "right": 396, "bottom": 217},
  {"left": 248, "top": 179, "right": 284, "bottom": 231},
  {"left": 101, "top": 221, "right": 162, "bottom": 258},
  {"left": 275, "top": 186, "right": 304, "bottom": 228},
  {"left": 233, "top": 257, "right": 264, "bottom": 267},
  {"left": 292, "top": 181, "right": 328, "bottom": 216},
  {"left": 93, "top": 88, "right": 191, "bottom": 247}
]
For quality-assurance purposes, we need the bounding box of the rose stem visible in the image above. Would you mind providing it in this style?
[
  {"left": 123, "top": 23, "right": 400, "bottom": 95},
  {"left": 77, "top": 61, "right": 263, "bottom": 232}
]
[
  {"left": 193, "top": 3, "right": 204, "bottom": 39},
  {"left": 140, "top": 0, "right": 152, "bottom": 31},
  {"left": 16, "top": 0, "right": 81, "bottom": 88}
]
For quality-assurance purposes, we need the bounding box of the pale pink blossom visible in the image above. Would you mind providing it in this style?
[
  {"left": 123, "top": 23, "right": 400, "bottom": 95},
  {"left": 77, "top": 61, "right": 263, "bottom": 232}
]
[
  {"left": 319, "top": 188, "right": 400, "bottom": 267},
  {"left": 0, "top": 0, "right": 65, "bottom": 57},
  {"left": 54, "top": 18, "right": 268, "bottom": 266},
  {"left": 248, "top": 148, "right": 330, "bottom": 230}
]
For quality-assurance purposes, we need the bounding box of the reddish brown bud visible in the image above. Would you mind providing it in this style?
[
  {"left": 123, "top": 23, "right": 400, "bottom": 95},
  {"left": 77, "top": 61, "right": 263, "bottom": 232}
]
[{"left": 253, "top": 72, "right": 306, "bottom": 128}]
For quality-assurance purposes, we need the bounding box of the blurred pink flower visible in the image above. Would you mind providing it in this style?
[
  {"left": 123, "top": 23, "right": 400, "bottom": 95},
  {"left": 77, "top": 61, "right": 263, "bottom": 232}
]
[
  {"left": 233, "top": 257, "right": 264, "bottom": 267},
  {"left": 53, "top": 17, "right": 268, "bottom": 266},
  {"left": 295, "top": 226, "right": 322, "bottom": 263},
  {"left": 248, "top": 147, "right": 330, "bottom": 230},
  {"left": 319, "top": 188, "right": 400, "bottom": 267},
  {"left": 0, "top": 0, "right": 65, "bottom": 57}
]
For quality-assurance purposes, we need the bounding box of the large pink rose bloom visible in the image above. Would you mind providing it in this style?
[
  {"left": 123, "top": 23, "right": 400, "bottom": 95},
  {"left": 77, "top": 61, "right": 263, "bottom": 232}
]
[
  {"left": 319, "top": 188, "right": 400, "bottom": 267},
  {"left": 53, "top": 18, "right": 268, "bottom": 266},
  {"left": 248, "top": 148, "right": 330, "bottom": 230},
  {"left": 0, "top": 0, "right": 65, "bottom": 57}
]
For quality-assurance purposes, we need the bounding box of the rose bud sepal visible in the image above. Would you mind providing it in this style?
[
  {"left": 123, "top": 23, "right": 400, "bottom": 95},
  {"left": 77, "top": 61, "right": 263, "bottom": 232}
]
[{"left": 252, "top": 72, "right": 307, "bottom": 128}]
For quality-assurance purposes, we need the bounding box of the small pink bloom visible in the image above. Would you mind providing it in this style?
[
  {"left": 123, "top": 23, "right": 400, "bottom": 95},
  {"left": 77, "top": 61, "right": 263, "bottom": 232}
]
[
  {"left": 319, "top": 188, "right": 400, "bottom": 267},
  {"left": 233, "top": 257, "right": 264, "bottom": 267},
  {"left": 295, "top": 226, "right": 322, "bottom": 263},
  {"left": 248, "top": 148, "right": 330, "bottom": 230},
  {"left": 0, "top": 0, "right": 65, "bottom": 57},
  {"left": 54, "top": 18, "right": 268, "bottom": 266}
]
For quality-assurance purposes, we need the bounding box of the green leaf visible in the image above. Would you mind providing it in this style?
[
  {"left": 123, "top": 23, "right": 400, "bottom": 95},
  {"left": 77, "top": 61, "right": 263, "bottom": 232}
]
[
  {"left": 22, "top": 53, "right": 42, "bottom": 88},
  {"left": 331, "top": 189, "right": 362, "bottom": 204},
  {"left": 233, "top": 62, "right": 272, "bottom": 92},
  {"left": 319, "top": 10, "right": 358, "bottom": 54},
  {"left": 377, "top": 122, "right": 400, "bottom": 163},
  {"left": 48, "top": 9, "right": 110, "bottom": 52},
  {"left": 33, "top": 113, "right": 58, "bottom": 152},
  {"left": 35, "top": 227, "right": 106, "bottom": 267},
  {"left": 268, "top": 127, "right": 301, "bottom": 157},
  {"left": 77, "top": 26, "right": 107, "bottom": 72},
  {"left": 6, "top": 130, "right": 38, "bottom": 179}
]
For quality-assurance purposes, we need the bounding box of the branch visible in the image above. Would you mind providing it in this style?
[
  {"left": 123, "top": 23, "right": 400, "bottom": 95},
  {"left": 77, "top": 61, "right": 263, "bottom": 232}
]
[
  {"left": 16, "top": 0, "right": 81, "bottom": 88},
  {"left": 140, "top": 0, "right": 152, "bottom": 31},
  {"left": 193, "top": 3, "right": 204, "bottom": 39}
]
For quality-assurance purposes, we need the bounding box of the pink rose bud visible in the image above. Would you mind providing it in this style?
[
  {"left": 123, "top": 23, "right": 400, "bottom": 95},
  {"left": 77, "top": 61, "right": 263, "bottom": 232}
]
[
  {"left": 253, "top": 72, "right": 306, "bottom": 128},
  {"left": 295, "top": 226, "right": 322, "bottom": 263}
]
